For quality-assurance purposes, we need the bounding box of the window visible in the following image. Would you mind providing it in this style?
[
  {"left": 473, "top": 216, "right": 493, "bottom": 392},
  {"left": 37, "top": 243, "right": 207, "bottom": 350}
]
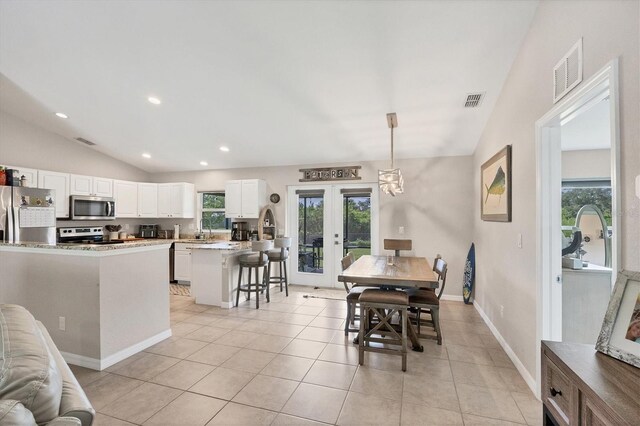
[
  {"left": 200, "top": 192, "right": 229, "bottom": 231},
  {"left": 561, "top": 179, "right": 612, "bottom": 228}
]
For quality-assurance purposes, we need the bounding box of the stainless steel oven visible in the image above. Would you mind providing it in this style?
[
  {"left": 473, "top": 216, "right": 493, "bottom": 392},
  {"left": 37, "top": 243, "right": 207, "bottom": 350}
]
[{"left": 70, "top": 195, "right": 116, "bottom": 220}]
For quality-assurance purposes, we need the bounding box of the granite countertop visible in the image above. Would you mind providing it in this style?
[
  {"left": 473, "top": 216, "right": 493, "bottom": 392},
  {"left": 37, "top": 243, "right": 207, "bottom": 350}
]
[
  {"left": 176, "top": 240, "right": 252, "bottom": 251},
  {"left": 0, "top": 239, "right": 173, "bottom": 251},
  {"left": 0, "top": 238, "right": 253, "bottom": 252}
]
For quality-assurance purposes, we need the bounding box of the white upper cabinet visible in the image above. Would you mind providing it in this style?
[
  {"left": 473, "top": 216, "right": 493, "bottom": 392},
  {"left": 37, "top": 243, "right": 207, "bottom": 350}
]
[
  {"left": 137, "top": 183, "right": 158, "bottom": 217},
  {"left": 113, "top": 180, "right": 138, "bottom": 217},
  {"left": 157, "top": 183, "right": 195, "bottom": 218},
  {"left": 225, "top": 179, "right": 266, "bottom": 219},
  {"left": 7, "top": 166, "right": 38, "bottom": 188},
  {"left": 70, "top": 174, "right": 114, "bottom": 197},
  {"left": 93, "top": 177, "right": 114, "bottom": 197},
  {"left": 38, "top": 170, "right": 70, "bottom": 218},
  {"left": 70, "top": 174, "right": 93, "bottom": 196},
  {"left": 224, "top": 180, "right": 242, "bottom": 218}
]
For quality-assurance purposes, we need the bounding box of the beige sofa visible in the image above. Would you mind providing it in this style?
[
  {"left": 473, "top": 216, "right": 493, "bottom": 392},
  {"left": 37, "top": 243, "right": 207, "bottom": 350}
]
[{"left": 0, "top": 304, "right": 95, "bottom": 426}]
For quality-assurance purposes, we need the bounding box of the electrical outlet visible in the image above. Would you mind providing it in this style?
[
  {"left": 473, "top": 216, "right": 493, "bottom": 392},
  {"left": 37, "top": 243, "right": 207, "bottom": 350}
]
[
  {"left": 517, "top": 233, "right": 522, "bottom": 248},
  {"left": 58, "top": 316, "right": 66, "bottom": 331},
  {"left": 399, "top": 226, "right": 405, "bottom": 235},
  {"left": 124, "top": 224, "right": 130, "bottom": 230},
  {"left": 189, "top": 223, "right": 195, "bottom": 230},
  {"left": 500, "top": 305, "right": 504, "bottom": 318}
]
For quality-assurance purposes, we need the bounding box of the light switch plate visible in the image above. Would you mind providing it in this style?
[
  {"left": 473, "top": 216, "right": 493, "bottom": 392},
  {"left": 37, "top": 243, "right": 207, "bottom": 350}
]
[{"left": 517, "top": 233, "right": 523, "bottom": 248}]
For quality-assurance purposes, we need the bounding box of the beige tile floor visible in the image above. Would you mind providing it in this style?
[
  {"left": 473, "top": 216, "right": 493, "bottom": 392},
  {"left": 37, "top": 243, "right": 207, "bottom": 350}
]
[{"left": 71, "top": 286, "right": 542, "bottom": 426}]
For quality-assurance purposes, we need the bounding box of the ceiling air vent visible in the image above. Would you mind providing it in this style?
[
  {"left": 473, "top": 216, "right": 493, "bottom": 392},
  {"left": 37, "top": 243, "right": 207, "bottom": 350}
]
[
  {"left": 553, "top": 38, "right": 583, "bottom": 103},
  {"left": 75, "top": 137, "right": 96, "bottom": 146},
  {"left": 464, "top": 92, "right": 485, "bottom": 108}
]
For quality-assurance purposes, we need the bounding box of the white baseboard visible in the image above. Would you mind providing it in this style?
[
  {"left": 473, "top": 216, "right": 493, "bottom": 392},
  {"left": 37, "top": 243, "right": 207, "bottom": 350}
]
[
  {"left": 60, "top": 351, "right": 102, "bottom": 371},
  {"left": 61, "top": 329, "right": 172, "bottom": 371},
  {"left": 441, "top": 294, "right": 468, "bottom": 302},
  {"left": 473, "top": 302, "right": 539, "bottom": 399}
]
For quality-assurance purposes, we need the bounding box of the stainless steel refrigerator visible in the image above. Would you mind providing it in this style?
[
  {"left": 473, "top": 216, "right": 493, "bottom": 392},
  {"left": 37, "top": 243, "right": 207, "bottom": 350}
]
[{"left": 0, "top": 186, "right": 56, "bottom": 244}]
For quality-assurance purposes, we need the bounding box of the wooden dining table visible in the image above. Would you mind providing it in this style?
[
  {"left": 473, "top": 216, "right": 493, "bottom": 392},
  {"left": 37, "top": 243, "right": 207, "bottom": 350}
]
[{"left": 337, "top": 255, "right": 439, "bottom": 351}]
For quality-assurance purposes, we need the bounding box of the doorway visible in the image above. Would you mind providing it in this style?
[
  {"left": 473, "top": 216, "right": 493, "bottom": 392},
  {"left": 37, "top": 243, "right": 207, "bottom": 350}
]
[
  {"left": 287, "top": 183, "right": 379, "bottom": 288},
  {"left": 535, "top": 60, "right": 620, "bottom": 397}
]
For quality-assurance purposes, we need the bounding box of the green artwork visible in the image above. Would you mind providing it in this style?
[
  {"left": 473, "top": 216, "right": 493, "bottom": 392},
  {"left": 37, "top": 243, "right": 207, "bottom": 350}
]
[{"left": 484, "top": 166, "right": 506, "bottom": 204}]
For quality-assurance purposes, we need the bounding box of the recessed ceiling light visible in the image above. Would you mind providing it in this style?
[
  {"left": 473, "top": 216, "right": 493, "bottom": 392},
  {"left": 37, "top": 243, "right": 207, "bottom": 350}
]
[
  {"left": 200, "top": 161, "right": 208, "bottom": 166},
  {"left": 147, "top": 96, "right": 161, "bottom": 105},
  {"left": 55, "top": 112, "right": 68, "bottom": 119},
  {"left": 219, "top": 146, "right": 230, "bottom": 152},
  {"left": 142, "top": 153, "right": 151, "bottom": 159}
]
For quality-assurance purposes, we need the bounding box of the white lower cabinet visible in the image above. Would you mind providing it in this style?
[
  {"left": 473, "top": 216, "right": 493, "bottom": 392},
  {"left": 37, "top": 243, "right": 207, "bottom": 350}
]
[{"left": 174, "top": 244, "right": 192, "bottom": 282}]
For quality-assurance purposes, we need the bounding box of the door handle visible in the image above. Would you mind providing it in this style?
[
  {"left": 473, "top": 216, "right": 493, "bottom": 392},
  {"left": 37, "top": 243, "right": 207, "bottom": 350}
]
[{"left": 335, "top": 241, "right": 340, "bottom": 245}]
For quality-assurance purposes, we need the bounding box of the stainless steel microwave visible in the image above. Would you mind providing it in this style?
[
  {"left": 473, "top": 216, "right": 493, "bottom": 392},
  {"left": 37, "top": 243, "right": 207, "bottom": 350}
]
[{"left": 70, "top": 195, "right": 116, "bottom": 220}]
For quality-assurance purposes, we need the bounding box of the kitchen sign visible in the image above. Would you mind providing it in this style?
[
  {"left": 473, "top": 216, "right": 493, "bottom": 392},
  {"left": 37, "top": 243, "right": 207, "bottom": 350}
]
[{"left": 299, "top": 166, "right": 362, "bottom": 182}]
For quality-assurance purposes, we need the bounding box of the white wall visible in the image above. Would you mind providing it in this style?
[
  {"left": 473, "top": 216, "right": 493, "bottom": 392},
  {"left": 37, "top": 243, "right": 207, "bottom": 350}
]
[
  {"left": 561, "top": 149, "right": 611, "bottom": 180},
  {"left": 472, "top": 0, "right": 639, "bottom": 384},
  {"left": 0, "top": 111, "right": 149, "bottom": 181},
  {"left": 151, "top": 155, "right": 475, "bottom": 298}
]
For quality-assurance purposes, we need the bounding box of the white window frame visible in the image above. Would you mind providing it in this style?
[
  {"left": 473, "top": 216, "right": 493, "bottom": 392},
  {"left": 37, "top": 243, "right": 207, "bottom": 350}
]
[{"left": 198, "top": 191, "right": 229, "bottom": 232}]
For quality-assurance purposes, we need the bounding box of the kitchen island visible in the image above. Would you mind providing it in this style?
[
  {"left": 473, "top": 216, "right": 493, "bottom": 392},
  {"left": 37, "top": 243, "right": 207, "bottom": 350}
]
[
  {"left": 186, "top": 242, "right": 251, "bottom": 308},
  {"left": 0, "top": 240, "right": 172, "bottom": 370}
]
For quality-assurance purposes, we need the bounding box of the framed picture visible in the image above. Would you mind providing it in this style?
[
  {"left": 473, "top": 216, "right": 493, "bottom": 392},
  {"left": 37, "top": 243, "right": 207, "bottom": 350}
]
[
  {"left": 481, "top": 145, "right": 512, "bottom": 222},
  {"left": 596, "top": 270, "right": 640, "bottom": 368}
]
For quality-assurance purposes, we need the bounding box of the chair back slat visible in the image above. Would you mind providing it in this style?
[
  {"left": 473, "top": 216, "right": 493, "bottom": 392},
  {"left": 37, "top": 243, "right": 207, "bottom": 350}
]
[
  {"left": 384, "top": 239, "right": 412, "bottom": 256},
  {"left": 340, "top": 252, "right": 356, "bottom": 292}
]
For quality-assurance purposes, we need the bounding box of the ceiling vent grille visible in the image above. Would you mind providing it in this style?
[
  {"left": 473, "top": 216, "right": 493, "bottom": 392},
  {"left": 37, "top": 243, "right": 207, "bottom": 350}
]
[
  {"left": 464, "top": 92, "right": 485, "bottom": 108},
  {"left": 76, "top": 137, "right": 96, "bottom": 146},
  {"left": 553, "top": 38, "right": 583, "bottom": 103}
]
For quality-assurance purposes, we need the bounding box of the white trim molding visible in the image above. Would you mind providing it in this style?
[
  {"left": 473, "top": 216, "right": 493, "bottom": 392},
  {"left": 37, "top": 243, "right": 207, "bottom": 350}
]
[
  {"left": 474, "top": 302, "right": 538, "bottom": 398},
  {"left": 535, "top": 58, "right": 620, "bottom": 401},
  {"left": 61, "top": 329, "right": 172, "bottom": 370}
]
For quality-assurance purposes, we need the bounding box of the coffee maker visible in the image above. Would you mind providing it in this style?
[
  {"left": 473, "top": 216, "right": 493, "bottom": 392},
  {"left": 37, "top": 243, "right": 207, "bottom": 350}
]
[{"left": 231, "top": 221, "right": 248, "bottom": 241}]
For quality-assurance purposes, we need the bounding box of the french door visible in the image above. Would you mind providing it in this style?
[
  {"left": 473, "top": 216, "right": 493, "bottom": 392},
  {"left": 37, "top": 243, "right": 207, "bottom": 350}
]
[{"left": 287, "top": 183, "right": 379, "bottom": 288}]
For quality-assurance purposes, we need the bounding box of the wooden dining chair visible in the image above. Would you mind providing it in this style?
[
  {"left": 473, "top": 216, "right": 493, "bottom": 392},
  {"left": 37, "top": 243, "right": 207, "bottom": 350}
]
[
  {"left": 341, "top": 253, "right": 374, "bottom": 336},
  {"left": 384, "top": 239, "right": 412, "bottom": 256},
  {"left": 358, "top": 288, "right": 409, "bottom": 371},
  {"left": 408, "top": 255, "right": 447, "bottom": 344}
]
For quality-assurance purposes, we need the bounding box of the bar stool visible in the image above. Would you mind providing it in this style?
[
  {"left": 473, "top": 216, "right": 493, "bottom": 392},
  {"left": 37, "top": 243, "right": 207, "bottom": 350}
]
[
  {"left": 236, "top": 240, "right": 273, "bottom": 309},
  {"left": 267, "top": 237, "right": 291, "bottom": 296},
  {"left": 358, "top": 288, "right": 409, "bottom": 371}
]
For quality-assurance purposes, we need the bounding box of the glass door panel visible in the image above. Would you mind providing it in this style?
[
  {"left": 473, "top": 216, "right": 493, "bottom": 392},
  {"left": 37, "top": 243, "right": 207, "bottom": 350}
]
[
  {"left": 343, "top": 194, "right": 371, "bottom": 261},
  {"left": 298, "top": 194, "right": 324, "bottom": 273}
]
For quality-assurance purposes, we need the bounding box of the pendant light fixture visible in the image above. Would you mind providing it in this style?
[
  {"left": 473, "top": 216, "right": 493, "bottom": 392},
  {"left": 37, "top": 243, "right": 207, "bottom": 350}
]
[{"left": 378, "top": 112, "right": 404, "bottom": 196}]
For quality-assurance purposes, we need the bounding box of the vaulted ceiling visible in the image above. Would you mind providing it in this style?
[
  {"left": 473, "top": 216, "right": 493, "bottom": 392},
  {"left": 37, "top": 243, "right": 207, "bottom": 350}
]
[{"left": 0, "top": 0, "right": 538, "bottom": 172}]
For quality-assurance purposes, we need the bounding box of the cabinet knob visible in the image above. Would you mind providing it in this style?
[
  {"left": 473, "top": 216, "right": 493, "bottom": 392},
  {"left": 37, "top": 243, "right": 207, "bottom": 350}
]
[{"left": 549, "top": 387, "right": 562, "bottom": 397}]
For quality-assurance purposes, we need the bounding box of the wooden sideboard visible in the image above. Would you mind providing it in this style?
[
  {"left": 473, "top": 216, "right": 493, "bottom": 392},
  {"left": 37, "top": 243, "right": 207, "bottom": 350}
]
[{"left": 542, "top": 341, "right": 640, "bottom": 425}]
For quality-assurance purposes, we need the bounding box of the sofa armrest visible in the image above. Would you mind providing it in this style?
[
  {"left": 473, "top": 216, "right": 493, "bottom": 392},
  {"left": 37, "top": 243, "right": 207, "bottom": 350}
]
[
  {"left": 0, "top": 400, "right": 37, "bottom": 426},
  {"left": 48, "top": 417, "right": 83, "bottom": 426},
  {"left": 36, "top": 322, "right": 95, "bottom": 426}
]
